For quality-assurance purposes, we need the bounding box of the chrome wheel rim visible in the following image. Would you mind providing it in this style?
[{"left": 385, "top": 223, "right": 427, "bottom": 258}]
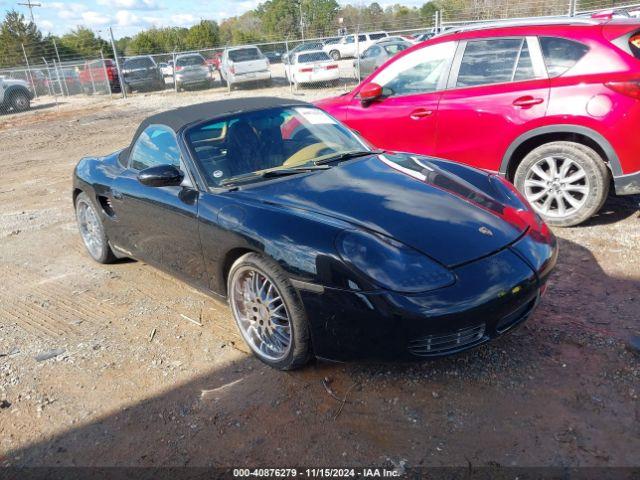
[
  {"left": 77, "top": 200, "right": 103, "bottom": 259},
  {"left": 230, "top": 267, "right": 291, "bottom": 362},
  {"left": 14, "top": 95, "right": 28, "bottom": 109},
  {"left": 524, "top": 156, "right": 589, "bottom": 218}
]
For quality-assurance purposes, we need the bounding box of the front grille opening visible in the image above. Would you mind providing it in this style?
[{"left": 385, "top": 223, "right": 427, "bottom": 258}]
[
  {"left": 97, "top": 196, "right": 115, "bottom": 217},
  {"left": 496, "top": 297, "right": 537, "bottom": 334},
  {"left": 409, "top": 323, "right": 486, "bottom": 357}
]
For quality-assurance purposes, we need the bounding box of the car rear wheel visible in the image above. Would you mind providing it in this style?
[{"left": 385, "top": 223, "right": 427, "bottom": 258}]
[
  {"left": 75, "top": 192, "right": 116, "bottom": 264},
  {"left": 330, "top": 50, "right": 341, "bottom": 61},
  {"left": 10, "top": 91, "right": 30, "bottom": 112},
  {"left": 227, "top": 253, "right": 311, "bottom": 370},
  {"left": 514, "top": 141, "right": 609, "bottom": 227}
]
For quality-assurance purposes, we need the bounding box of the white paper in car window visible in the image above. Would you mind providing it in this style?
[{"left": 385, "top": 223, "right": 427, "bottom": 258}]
[{"left": 295, "top": 107, "right": 336, "bottom": 125}]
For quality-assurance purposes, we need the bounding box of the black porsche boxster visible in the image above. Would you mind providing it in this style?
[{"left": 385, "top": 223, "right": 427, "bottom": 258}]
[{"left": 73, "top": 97, "right": 558, "bottom": 369}]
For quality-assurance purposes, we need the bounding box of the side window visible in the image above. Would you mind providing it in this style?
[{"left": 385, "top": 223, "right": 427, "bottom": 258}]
[
  {"left": 539, "top": 37, "right": 589, "bottom": 77},
  {"left": 456, "top": 38, "right": 526, "bottom": 88},
  {"left": 370, "top": 33, "right": 387, "bottom": 40},
  {"left": 129, "top": 126, "right": 181, "bottom": 171},
  {"left": 372, "top": 41, "right": 456, "bottom": 96},
  {"left": 364, "top": 46, "right": 381, "bottom": 58},
  {"left": 358, "top": 34, "right": 367, "bottom": 42},
  {"left": 345, "top": 35, "right": 355, "bottom": 44},
  {"left": 514, "top": 41, "right": 535, "bottom": 81},
  {"left": 384, "top": 44, "right": 406, "bottom": 55}
]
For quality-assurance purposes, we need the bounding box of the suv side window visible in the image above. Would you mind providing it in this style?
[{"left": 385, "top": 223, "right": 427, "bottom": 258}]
[
  {"left": 370, "top": 33, "right": 387, "bottom": 40},
  {"left": 539, "top": 37, "right": 589, "bottom": 77},
  {"left": 457, "top": 38, "right": 534, "bottom": 88},
  {"left": 129, "top": 125, "right": 181, "bottom": 171},
  {"left": 373, "top": 41, "right": 456, "bottom": 96}
]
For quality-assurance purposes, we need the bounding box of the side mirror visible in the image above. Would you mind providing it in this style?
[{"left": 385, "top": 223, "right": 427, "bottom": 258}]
[
  {"left": 138, "top": 164, "right": 184, "bottom": 187},
  {"left": 360, "top": 82, "right": 383, "bottom": 106}
]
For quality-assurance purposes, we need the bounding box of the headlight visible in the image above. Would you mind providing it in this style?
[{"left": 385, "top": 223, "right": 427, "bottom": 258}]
[{"left": 336, "top": 230, "right": 455, "bottom": 293}]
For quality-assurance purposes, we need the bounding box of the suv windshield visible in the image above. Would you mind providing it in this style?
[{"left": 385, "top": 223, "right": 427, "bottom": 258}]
[
  {"left": 228, "top": 48, "right": 262, "bottom": 62},
  {"left": 177, "top": 55, "right": 205, "bottom": 66},
  {"left": 186, "top": 106, "right": 369, "bottom": 187}
]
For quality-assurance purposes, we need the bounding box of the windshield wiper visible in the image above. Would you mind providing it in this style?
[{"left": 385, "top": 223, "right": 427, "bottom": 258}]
[
  {"left": 220, "top": 165, "right": 330, "bottom": 186},
  {"left": 314, "top": 150, "right": 383, "bottom": 165}
]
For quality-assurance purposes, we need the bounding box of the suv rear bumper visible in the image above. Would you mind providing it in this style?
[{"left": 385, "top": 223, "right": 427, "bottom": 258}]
[{"left": 614, "top": 171, "right": 640, "bottom": 195}]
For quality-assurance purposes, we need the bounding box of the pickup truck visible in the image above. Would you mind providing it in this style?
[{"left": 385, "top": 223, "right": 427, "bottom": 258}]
[
  {"left": 0, "top": 77, "right": 33, "bottom": 112},
  {"left": 323, "top": 32, "right": 388, "bottom": 60},
  {"left": 79, "top": 59, "right": 121, "bottom": 94}
]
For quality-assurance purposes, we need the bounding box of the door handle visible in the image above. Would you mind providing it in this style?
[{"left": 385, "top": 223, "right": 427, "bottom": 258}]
[
  {"left": 513, "top": 96, "right": 544, "bottom": 108},
  {"left": 410, "top": 108, "right": 433, "bottom": 120}
]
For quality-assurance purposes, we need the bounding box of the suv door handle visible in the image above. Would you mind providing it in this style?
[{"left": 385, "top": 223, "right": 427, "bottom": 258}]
[
  {"left": 410, "top": 108, "right": 434, "bottom": 120},
  {"left": 513, "top": 96, "right": 544, "bottom": 108}
]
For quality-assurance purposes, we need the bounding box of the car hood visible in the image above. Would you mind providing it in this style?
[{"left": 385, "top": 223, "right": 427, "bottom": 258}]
[
  {"left": 234, "top": 153, "right": 527, "bottom": 267},
  {"left": 2, "top": 78, "right": 29, "bottom": 88}
]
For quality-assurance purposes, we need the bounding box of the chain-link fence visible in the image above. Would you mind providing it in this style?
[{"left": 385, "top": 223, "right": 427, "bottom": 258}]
[{"left": 1, "top": 0, "right": 640, "bottom": 118}]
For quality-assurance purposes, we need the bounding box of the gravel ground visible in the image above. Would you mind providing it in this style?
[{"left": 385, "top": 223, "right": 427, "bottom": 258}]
[{"left": 0, "top": 86, "right": 639, "bottom": 469}]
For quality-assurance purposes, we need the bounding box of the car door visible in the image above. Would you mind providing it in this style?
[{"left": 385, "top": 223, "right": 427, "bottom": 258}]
[
  {"left": 358, "top": 45, "right": 381, "bottom": 78},
  {"left": 343, "top": 40, "right": 457, "bottom": 154},
  {"left": 110, "top": 125, "right": 208, "bottom": 287},
  {"left": 436, "top": 36, "right": 550, "bottom": 172}
]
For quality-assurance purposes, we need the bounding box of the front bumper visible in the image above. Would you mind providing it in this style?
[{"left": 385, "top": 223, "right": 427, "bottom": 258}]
[
  {"left": 297, "top": 229, "right": 557, "bottom": 362},
  {"left": 614, "top": 171, "right": 640, "bottom": 195}
]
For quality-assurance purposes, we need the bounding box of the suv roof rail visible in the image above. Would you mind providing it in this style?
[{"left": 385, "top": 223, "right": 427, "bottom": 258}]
[{"left": 437, "top": 15, "right": 601, "bottom": 36}]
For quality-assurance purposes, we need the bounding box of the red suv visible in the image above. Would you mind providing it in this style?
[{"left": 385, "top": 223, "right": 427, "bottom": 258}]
[{"left": 316, "top": 17, "right": 640, "bottom": 226}]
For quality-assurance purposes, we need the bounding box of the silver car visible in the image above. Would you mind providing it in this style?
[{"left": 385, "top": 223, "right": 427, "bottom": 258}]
[
  {"left": 355, "top": 39, "right": 412, "bottom": 78},
  {"left": 174, "top": 53, "right": 213, "bottom": 90}
]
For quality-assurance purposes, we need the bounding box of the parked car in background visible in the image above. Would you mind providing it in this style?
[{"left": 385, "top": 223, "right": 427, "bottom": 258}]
[
  {"left": 220, "top": 46, "right": 271, "bottom": 88},
  {"left": 323, "top": 32, "right": 388, "bottom": 60},
  {"left": 121, "top": 55, "right": 163, "bottom": 93},
  {"left": 356, "top": 38, "right": 412, "bottom": 78},
  {"left": 415, "top": 32, "right": 436, "bottom": 42},
  {"left": 0, "top": 77, "right": 32, "bottom": 112},
  {"left": 264, "top": 50, "right": 285, "bottom": 64},
  {"left": 384, "top": 35, "right": 418, "bottom": 44},
  {"left": 73, "top": 98, "right": 557, "bottom": 370},
  {"left": 79, "top": 59, "right": 120, "bottom": 94},
  {"left": 284, "top": 50, "right": 340, "bottom": 88},
  {"left": 174, "top": 53, "right": 214, "bottom": 90},
  {"left": 47, "top": 68, "right": 82, "bottom": 95},
  {"left": 316, "top": 17, "right": 640, "bottom": 226},
  {"left": 282, "top": 41, "right": 325, "bottom": 64}
]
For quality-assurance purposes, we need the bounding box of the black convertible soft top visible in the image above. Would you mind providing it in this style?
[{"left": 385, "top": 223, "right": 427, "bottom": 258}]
[
  {"left": 138, "top": 97, "right": 309, "bottom": 135},
  {"left": 121, "top": 97, "right": 311, "bottom": 163}
]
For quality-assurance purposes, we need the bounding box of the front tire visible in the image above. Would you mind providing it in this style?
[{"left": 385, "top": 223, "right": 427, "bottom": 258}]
[
  {"left": 10, "top": 90, "right": 30, "bottom": 112},
  {"left": 514, "top": 141, "right": 610, "bottom": 227},
  {"left": 227, "top": 253, "right": 311, "bottom": 370},
  {"left": 75, "top": 192, "right": 116, "bottom": 264},
  {"left": 330, "top": 50, "right": 341, "bottom": 61}
]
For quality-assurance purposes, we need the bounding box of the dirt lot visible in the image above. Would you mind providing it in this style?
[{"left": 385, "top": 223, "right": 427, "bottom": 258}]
[{"left": 0, "top": 87, "right": 639, "bottom": 470}]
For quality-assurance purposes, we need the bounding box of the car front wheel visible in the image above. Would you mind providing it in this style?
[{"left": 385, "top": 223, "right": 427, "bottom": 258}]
[
  {"left": 330, "top": 50, "right": 341, "bottom": 61},
  {"left": 514, "top": 141, "right": 610, "bottom": 227},
  {"left": 75, "top": 192, "right": 116, "bottom": 263},
  {"left": 10, "top": 91, "right": 30, "bottom": 112},
  {"left": 227, "top": 253, "right": 311, "bottom": 370}
]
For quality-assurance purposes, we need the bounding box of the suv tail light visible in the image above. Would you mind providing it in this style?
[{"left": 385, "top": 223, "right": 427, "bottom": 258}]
[
  {"left": 604, "top": 80, "right": 640, "bottom": 99},
  {"left": 175, "top": 65, "right": 183, "bottom": 72},
  {"left": 229, "top": 65, "right": 235, "bottom": 74},
  {"left": 299, "top": 67, "right": 313, "bottom": 73}
]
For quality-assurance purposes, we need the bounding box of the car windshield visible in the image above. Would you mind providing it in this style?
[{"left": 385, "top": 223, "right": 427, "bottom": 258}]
[
  {"left": 228, "top": 48, "right": 262, "bottom": 62},
  {"left": 177, "top": 55, "right": 205, "bottom": 66},
  {"left": 186, "top": 106, "right": 369, "bottom": 187},
  {"left": 298, "top": 52, "right": 331, "bottom": 63}
]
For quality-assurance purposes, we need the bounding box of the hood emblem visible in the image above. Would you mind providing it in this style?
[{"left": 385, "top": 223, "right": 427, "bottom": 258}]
[{"left": 479, "top": 226, "right": 493, "bottom": 236}]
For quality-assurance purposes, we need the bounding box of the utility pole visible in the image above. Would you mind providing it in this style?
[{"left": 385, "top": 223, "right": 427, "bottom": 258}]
[
  {"left": 18, "top": 0, "right": 41, "bottom": 24},
  {"left": 109, "top": 26, "right": 127, "bottom": 99},
  {"left": 299, "top": 2, "right": 305, "bottom": 41}
]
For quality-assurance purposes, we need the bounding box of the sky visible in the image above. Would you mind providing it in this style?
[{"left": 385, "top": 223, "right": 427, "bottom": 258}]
[{"left": 1, "top": 0, "right": 427, "bottom": 38}]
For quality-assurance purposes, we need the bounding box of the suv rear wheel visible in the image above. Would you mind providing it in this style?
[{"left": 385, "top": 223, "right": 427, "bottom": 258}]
[
  {"left": 329, "top": 50, "right": 341, "bottom": 61},
  {"left": 10, "top": 90, "right": 30, "bottom": 112},
  {"left": 514, "top": 141, "right": 609, "bottom": 227}
]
